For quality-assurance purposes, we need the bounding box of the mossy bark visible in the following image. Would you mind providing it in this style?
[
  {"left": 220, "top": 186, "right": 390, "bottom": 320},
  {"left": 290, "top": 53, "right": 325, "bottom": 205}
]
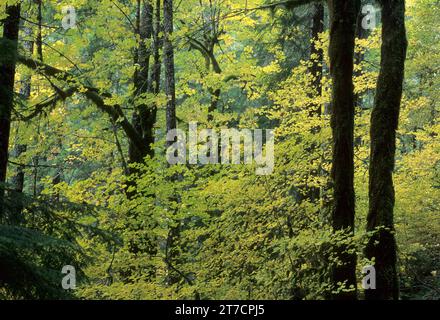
[
  {"left": 0, "top": 4, "right": 21, "bottom": 223},
  {"left": 327, "top": 0, "right": 360, "bottom": 300},
  {"left": 365, "top": 0, "right": 407, "bottom": 300}
]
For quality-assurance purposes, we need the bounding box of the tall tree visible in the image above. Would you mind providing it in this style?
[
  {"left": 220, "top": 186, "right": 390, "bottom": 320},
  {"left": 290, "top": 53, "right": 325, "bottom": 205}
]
[
  {"left": 164, "top": 0, "right": 176, "bottom": 134},
  {"left": 365, "top": 0, "right": 407, "bottom": 300},
  {"left": 163, "top": 0, "right": 177, "bottom": 135},
  {"left": 163, "top": 0, "right": 188, "bottom": 286},
  {"left": 129, "top": 0, "right": 155, "bottom": 169},
  {"left": 0, "top": 3, "right": 21, "bottom": 223},
  {"left": 124, "top": 1, "right": 160, "bottom": 278},
  {"left": 150, "top": 0, "right": 162, "bottom": 98},
  {"left": 327, "top": 0, "right": 360, "bottom": 299},
  {"left": 36, "top": 0, "right": 43, "bottom": 61},
  {"left": 10, "top": 17, "right": 34, "bottom": 222}
]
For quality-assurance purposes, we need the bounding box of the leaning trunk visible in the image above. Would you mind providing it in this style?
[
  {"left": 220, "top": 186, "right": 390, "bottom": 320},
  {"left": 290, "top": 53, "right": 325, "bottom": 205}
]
[{"left": 365, "top": 0, "right": 407, "bottom": 300}]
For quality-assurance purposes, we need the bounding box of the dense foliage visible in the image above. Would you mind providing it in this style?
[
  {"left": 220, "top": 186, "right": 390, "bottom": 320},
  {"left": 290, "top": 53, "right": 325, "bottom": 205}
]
[{"left": 0, "top": 0, "right": 438, "bottom": 300}]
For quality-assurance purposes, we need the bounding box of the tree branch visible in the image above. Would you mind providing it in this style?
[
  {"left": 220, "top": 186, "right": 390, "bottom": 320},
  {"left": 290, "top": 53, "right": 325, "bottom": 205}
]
[
  {"left": 17, "top": 56, "right": 145, "bottom": 152},
  {"left": 247, "top": 0, "right": 318, "bottom": 11}
]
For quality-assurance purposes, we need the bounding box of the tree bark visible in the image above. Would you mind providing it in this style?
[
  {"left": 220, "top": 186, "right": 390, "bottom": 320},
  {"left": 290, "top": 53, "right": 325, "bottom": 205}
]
[
  {"left": 12, "top": 32, "right": 32, "bottom": 193},
  {"left": 10, "top": 17, "right": 34, "bottom": 222},
  {"left": 0, "top": 3, "right": 21, "bottom": 223},
  {"left": 164, "top": 0, "right": 176, "bottom": 134},
  {"left": 36, "top": 0, "right": 43, "bottom": 61},
  {"left": 129, "top": 0, "right": 155, "bottom": 169},
  {"left": 163, "top": 0, "right": 184, "bottom": 286},
  {"left": 124, "top": 0, "right": 160, "bottom": 277},
  {"left": 327, "top": 0, "right": 359, "bottom": 300},
  {"left": 150, "top": 0, "right": 162, "bottom": 97},
  {"left": 365, "top": 0, "right": 407, "bottom": 300}
]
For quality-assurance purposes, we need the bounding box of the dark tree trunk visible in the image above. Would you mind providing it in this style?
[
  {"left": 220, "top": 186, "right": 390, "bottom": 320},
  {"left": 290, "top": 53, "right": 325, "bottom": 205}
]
[
  {"left": 0, "top": 4, "right": 21, "bottom": 223},
  {"left": 150, "top": 0, "right": 162, "bottom": 97},
  {"left": 208, "top": 86, "right": 221, "bottom": 122},
  {"left": 164, "top": 0, "right": 176, "bottom": 134},
  {"left": 12, "top": 39, "right": 32, "bottom": 194},
  {"left": 11, "top": 144, "right": 26, "bottom": 192},
  {"left": 10, "top": 19, "right": 34, "bottom": 222},
  {"left": 163, "top": 0, "right": 183, "bottom": 285},
  {"left": 125, "top": 1, "right": 159, "bottom": 276},
  {"left": 327, "top": 0, "right": 360, "bottom": 300},
  {"left": 140, "top": 0, "right": 158, "bottom": 156},
  {"left": 365, "top": 0, "right": 407, "bottom": 300},
  {"left": 129, "top": 0, "right": 155, "bottom": 170},
  {"left": 207, "top": 48, "right": 222, "bottom": 121},
  {"left": 36, "top": 0, "right": 43, "bottom": 61}
]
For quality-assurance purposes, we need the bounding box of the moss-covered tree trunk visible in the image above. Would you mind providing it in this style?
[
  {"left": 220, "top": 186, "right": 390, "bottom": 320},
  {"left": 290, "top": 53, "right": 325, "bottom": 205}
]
[
  {"left": 11, "top": 19, "right": 33, "bottom": 217},
  {"left": 0, "top": 3, "right": 21, "bottom": 223},
  {"left": 365, "top": 0, "right": 407, "bottom": 300},
  {"left": 128, "top": 0, "right": 155, "bottom": 173},
  {"left": 11, "top": 43, "right": 32, "bottom": 222},
  {"left": 124, "top": 0, "right": 161, "bottom": 279},
  {"left": 327, "top": 0, "right": 360, "bottom": 300},
  {"left": 164, "top": 0, "right": 176, "bottom": 134}
]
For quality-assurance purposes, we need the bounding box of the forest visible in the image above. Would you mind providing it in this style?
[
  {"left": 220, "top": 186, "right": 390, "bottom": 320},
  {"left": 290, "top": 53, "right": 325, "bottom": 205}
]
[{"left": 0, "top": 0, "right": 439, "bottom": 300}]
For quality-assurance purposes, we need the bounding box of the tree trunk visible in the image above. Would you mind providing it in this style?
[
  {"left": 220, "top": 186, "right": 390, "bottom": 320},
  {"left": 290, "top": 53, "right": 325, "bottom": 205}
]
[
  {"left": 10, "top": 18, "right": 34, "bottom": 222},
  {"left": 163, "top": 0, "right": 183, "bottom": 285},
  {"left": 125, "top": 1, "right": 158, "bottom": 277},
  {"left": 327, "top": 0, "right": 360, "bottom": 300},
  {"left": 12, "top": 62, "right": 32, "bottom": 196},
  {"left": 365, "top": 0, "right": 407, "bottom": 300},
  {"left": 36, "top": 0, "right": 43, "bottom": 61},
  {"left": 150, "top": 0, "right": 162, "bottom": 97},
  {"left": 129, "top": 0, "right": 155, "bottom": 170},
  {"left": 0, "top": 3, "right": 21, "bottom": 223},
  {"left": 140, "top": 0, "right": 158, "bottom": 157},
  {"left": 164, "top": 0, "right": 176, "bottom": 134},
  {"left": 207, "top": 48, "right": 222, "bottom": 121}
]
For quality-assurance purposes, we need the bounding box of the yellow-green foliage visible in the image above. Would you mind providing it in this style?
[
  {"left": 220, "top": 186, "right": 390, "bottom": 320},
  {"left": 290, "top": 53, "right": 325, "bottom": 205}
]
[{"left": 2, "top": 0, "right": 439, "bottom": 300}]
